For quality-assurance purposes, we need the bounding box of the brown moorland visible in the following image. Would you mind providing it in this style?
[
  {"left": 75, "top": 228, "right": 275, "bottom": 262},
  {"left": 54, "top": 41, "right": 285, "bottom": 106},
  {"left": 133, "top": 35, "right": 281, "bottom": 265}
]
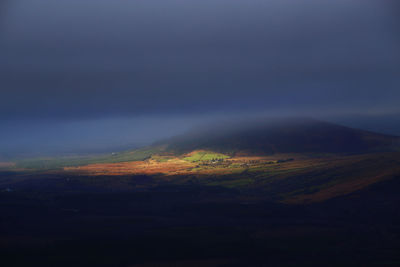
[{"left": 63, "top": 152, "right": 400, "bottom": 204}]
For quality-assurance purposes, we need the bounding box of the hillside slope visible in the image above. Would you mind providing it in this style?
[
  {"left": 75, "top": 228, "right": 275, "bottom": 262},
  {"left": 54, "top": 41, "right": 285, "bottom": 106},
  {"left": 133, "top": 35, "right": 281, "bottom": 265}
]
[
  {"left": 11, "top": 118, "right": 399, "bottom": 170},
  {"left": 157, "top": 118, "right": 399, "bottom": 155}
]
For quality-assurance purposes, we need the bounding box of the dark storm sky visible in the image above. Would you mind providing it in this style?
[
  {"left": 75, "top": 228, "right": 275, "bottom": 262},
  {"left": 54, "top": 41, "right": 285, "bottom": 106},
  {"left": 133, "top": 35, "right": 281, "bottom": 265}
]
[{"left": 1, "top": 0, "right": 399, "bottom": 156}]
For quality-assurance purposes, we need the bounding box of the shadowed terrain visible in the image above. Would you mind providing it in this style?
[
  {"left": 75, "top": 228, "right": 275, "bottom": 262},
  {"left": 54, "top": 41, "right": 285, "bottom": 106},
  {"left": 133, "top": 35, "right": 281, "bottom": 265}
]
[
  {"left": 1, "top": 119, "right": 400, "bottom": 266},
  {"left": 158, "top": 118, "right": 399, "bottom": 154}
]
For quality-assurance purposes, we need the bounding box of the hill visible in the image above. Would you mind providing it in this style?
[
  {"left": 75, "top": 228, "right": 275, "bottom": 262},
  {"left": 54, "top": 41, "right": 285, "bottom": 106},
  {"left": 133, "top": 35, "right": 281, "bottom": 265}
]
[
  {"left": 11, "top": 118, "right": 400, "bottom": 170},
  {"left": 2, "top": 118, "right": 400, "bottom": 266},
  {"left": 157, "top": 118, "right": 399, "bottom": 155}
]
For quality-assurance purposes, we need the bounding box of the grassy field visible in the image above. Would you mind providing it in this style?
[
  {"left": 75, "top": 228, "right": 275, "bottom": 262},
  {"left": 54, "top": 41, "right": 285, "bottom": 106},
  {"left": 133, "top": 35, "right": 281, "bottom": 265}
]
[
  {"left": 183, "top": 151, "right": 230, "bottom": 162},
  {"left": 14, "top": 146, "right": 164, "bottom": 170}
]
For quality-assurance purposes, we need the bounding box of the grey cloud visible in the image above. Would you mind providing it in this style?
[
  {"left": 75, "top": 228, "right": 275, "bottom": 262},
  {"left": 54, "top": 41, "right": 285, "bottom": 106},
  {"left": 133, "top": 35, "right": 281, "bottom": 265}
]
[{"left": 0, "top": 0, "right": 399, "bottom": 120}]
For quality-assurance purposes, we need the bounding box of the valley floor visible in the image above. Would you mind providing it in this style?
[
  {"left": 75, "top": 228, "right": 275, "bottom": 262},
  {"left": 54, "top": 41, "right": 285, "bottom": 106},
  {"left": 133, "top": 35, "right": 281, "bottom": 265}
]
[
  {"left": 62, "top": 152, "right": 400, "bottom": 204},
  {"left": 1, "top": 152, "right": 400, "bottom": 266}
]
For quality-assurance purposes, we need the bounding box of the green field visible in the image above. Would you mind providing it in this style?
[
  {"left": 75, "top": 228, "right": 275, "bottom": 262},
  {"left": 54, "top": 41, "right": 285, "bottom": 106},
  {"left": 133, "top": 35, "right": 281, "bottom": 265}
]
[
  {"left": 15, "top": 146, "right": 164, "bottom": 170},
  {"left": 183, "top": 151, "right": 230, "bottom": 162}
]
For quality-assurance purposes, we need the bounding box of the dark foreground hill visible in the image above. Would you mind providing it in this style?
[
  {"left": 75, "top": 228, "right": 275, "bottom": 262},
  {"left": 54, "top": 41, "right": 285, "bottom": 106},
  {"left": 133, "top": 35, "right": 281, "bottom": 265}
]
[
  {"left": 1, "top": 118, "right": 400, "bottom": 266},
  {"left": 1, "top": 152, "right": 400, "bottom": 266},
  {"left": 158, "top": 118, "right": 399, "bottom": 155}
]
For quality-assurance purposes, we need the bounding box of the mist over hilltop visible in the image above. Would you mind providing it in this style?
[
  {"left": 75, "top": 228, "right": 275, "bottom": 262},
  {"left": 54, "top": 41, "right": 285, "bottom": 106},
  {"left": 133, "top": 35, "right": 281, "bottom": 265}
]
[{"left": 0, "top": 0, "right": 399, "bottom": 156}]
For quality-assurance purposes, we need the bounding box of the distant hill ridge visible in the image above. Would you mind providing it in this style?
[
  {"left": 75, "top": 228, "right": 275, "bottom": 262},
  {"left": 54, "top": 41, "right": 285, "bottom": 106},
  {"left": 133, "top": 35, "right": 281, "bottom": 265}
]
[
  {"left": 13, "top": 118, "right": 400, "bottom": 170},
  {"left": 155, "top": 117, "right": 399, "bottom": 155}
]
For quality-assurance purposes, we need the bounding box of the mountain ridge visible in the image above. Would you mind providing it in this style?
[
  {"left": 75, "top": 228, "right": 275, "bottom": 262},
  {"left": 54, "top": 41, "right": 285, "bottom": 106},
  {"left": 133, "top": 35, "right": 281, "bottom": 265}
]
[{"left": 155, "top": 117, "right": 399, "bottom": 155}]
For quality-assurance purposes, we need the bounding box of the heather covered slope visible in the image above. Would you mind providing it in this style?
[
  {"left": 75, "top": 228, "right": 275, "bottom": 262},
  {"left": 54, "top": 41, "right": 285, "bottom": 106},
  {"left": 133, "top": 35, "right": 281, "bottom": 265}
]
[
  {"left": 158, "top": 118, "right": 399, "bottom": 155},
  {"left": 59, "top": 152, "right": 400, "bottom": 204}
]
